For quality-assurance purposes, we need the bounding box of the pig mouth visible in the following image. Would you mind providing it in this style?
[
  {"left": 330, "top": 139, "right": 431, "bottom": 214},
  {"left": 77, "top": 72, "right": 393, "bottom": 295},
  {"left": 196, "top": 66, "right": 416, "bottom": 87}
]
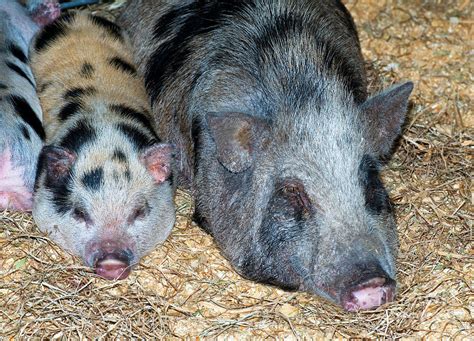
[
  {"left": 339, "top": 277, "right": 396, "bottom": 312},
  {"left": 94, "top": 252, "right": 132, "bottom": 281}
]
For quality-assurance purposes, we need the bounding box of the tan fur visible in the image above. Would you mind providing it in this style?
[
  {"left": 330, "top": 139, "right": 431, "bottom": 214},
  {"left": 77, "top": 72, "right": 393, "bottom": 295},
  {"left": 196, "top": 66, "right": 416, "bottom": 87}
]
[
  {"left": 30, "top": 12, "right": 176, "bottom": 277},
  {"left": 31, "top": 12, "right": 151, "bottom": 138}
]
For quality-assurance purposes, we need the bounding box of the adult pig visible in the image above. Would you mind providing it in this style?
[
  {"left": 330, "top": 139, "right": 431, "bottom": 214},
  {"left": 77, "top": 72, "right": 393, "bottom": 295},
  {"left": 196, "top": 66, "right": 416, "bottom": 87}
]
[
  {"left": 31, "top": 13, "right": 176, "bottom": 280},
  {"left": 119, "top": 0, "right": 414, "bottom": 310}
]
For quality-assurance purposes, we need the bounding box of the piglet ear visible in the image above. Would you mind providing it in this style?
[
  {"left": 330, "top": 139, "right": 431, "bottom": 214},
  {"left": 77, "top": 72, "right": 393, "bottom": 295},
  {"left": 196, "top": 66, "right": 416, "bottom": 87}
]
[
  {"left": 40, "top": 145, "right": 76, "bottom": 186},
  {"left": 361, "top": 81, "right": 414, "bottom": 157},
  {"left": 140, "top": 143, "right": 174, "bottom": 184},
  {"left": 206, "top": 112, "right": 269, "bottom": 173}
]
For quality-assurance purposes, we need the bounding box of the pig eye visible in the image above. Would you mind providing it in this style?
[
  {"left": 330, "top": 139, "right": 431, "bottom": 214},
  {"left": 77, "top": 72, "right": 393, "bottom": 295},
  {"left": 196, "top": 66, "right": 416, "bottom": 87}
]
[
  {"left": 73, "top": 207, "right": 92, "bottom": 225},
  {"left": 130, "top": 203, "right": 150, "bottom": 222},
  {"left": 279, "top": 180, "right": 313, "bottom": 216}
]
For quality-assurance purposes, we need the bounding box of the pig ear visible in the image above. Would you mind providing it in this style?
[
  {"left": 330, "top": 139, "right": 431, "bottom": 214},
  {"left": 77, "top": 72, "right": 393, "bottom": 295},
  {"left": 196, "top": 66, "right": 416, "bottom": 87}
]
[
  {"left": 41, "top": 145, "right": 76, "bottom": 186},
  {"left": 361, "top": 82, "right": 414, "bottom": 157},
  {"left": 206, "top": 112, "right": 269, "bottom": 173},
  {"left": 140, "top": 143, "right": 174, "bottom": 184}
]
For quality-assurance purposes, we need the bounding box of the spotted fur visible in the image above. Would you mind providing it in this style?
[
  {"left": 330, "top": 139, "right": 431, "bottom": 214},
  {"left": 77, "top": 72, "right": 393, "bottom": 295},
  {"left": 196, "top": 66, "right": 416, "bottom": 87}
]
[
  {"left": 31, "top": 12, "right": 176, "bottom": 278},
  {"left": 0, "top": 0, "right": 44, "bottom": 211}
]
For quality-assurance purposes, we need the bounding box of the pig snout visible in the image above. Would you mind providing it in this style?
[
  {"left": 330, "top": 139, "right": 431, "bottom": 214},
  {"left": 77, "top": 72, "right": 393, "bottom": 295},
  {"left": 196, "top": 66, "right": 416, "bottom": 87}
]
[
  {"left": 88, "top": 241, "right": 134, "bottom": 280},
  {"left": 95, "top": 252, "right": 132, "bottom": 281},
  {"left": 335, "top": 260, "right": 396, "bottom": 312},
  {"left": 341, "top": 276, "right": 396, "bottom": 312}
]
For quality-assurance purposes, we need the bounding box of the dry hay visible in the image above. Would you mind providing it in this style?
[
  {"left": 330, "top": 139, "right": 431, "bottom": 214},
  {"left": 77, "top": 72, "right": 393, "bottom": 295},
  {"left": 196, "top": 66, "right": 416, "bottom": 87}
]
[{"left": 1, "top": 0, "right": 472, "bottom": 338}]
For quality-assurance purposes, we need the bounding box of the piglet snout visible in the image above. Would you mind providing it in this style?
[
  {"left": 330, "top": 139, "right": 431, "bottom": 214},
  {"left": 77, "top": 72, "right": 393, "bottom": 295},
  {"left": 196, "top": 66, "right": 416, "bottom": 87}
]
[
  {"left": 342, "top": 277, "right": 395, "bottom": 312},
  {"left": 93, "top": 247, "right": 133, "bottom": 280}
]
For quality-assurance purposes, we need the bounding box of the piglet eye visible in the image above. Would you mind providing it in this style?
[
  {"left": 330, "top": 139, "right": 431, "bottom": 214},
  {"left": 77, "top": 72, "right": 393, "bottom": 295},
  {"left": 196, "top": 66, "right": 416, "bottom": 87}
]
[
  {"left": 131, "top": 203, "right": 150, "bottom": 222},
  {"left": 73, "top": 207, "right": 92, "bottom": 224}
]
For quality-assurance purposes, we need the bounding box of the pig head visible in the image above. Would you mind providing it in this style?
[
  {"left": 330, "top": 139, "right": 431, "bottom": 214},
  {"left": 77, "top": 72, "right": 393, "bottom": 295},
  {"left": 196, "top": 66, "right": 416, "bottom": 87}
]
[{"left": 192, "top": 79, "right": 412, "bottom": 311}]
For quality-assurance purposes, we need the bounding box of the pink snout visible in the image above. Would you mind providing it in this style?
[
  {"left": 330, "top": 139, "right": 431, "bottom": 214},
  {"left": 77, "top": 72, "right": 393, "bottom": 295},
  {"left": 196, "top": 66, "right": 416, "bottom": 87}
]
[
  {"left": 95, "top": 254, "right": 131, "bottom": 280},
  {"left": 87, "top": 240, "right": 134, "bottom": 280},
  {"left": 341, "top": 277, "right": 395, "bottom": 312}
]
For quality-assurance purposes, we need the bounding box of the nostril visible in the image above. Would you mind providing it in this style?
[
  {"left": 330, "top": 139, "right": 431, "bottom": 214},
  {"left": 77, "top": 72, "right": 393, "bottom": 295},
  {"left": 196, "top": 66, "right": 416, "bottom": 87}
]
[{"left": 342, "top": 277, "right": 396, "bottom": 312}]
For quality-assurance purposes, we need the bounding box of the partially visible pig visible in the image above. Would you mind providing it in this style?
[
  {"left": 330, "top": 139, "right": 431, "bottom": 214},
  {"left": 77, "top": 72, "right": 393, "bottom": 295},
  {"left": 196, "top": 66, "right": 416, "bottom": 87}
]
[
  {"left": 119, "top": 0, "right": 414, "bottom": 310},
  {"left": 0, "top": 0, "right": 49, "bottom": 211},
  {"left": 22, "top": 0, "right": 60, "bottom": 26},
  {"left": 31, "top": 13, "right": 176, "bottom": 280}
]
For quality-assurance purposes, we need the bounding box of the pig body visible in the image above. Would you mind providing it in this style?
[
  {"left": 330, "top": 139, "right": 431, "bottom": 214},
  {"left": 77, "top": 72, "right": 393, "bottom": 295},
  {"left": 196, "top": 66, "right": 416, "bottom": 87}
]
[
  {"left": 119, "top": 0, "right": 413, "bottom": 310},
  {"left": 0, "top": 0, "right": 44, "bottom": 211},
  {"left": 31, "top": 13, "right": 176, "bottom": 280}
]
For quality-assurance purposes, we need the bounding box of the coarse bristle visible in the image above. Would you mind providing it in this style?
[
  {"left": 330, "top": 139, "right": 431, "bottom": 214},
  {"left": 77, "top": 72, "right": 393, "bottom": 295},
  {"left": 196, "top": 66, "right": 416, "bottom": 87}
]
[{"left": 0, "top": 0, "right": 472, "bottom": 338}]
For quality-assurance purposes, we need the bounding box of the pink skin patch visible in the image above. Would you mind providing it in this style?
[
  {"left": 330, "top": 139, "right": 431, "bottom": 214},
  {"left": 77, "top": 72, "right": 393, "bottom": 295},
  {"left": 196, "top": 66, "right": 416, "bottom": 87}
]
[
  {"left": 342, "top": 277, "right": 395, "bottom": 312},
  {"left": 0, "top": 148, "right": 33, "bottom": 211},
  {"left": 95, "top": 257, "right": 131, "bottom": 280},
  {"left": 31, "top": 0, "right": 61, "bottom": 26}
]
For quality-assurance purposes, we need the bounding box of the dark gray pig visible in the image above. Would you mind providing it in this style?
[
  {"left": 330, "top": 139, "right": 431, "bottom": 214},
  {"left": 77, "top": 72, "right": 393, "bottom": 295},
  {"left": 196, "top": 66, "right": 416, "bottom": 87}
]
[
  {"left": 119, "top": 0, "right": 414, "bottom": 310},
  {"left": 0, "top": 0, "right": 50, "bottom": 211}
]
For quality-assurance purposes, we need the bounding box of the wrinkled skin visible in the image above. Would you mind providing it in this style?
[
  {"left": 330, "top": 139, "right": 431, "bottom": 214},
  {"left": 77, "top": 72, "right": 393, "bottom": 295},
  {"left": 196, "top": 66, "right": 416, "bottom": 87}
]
[{"left": 119, "top": 0, "right": 413, "bottom": 309}]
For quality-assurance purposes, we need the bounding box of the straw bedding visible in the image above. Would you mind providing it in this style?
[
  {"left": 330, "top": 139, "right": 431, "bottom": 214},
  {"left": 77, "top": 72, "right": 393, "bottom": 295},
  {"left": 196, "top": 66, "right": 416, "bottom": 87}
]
[{"left": 1, "top": 0, "right": 472, "bottom": 338}]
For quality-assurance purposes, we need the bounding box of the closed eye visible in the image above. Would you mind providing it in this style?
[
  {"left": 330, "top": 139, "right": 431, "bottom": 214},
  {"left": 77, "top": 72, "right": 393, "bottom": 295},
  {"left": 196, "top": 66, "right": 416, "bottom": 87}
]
[
  {"left": 278, "top": 179, "right": 314, "bottom": 217},
  {"left": 129, "top": 202, "right": 150, "bottom": 223},
  {"left": 73, "top": 206, "right": 92, "bottom": 225}
]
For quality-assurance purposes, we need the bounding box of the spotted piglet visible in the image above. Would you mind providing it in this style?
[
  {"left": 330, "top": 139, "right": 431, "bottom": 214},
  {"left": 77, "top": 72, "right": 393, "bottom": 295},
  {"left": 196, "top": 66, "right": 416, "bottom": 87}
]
[
  {"left": 31, "top": 13, "right": 176, "bottom": 280},
  {"left": 0, "top": 0, "right": 57, "bottom": 211}
]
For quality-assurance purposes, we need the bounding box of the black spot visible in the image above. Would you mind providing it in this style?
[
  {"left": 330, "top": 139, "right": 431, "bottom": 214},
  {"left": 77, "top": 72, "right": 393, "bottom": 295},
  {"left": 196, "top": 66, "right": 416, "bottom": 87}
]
[
  {"left": 89, "top": 15, "right": 123, "bottom": 41},
  {"left": 37, "top": 146, "right": 75, "bottom": 214},
  {"left": 124, "top": 168, "right": 131, "bottom": 182},
  {"left": 116, "top": 123, "right": 154, "bottom": 150},
  {"left": 359, "top": 155, "right": 391, "bottom": 214},
  {"left": 319, "top": 37, "right": 367, "bottom": 103},
  {"left": 59, "top": 119, "right": 97, "bottom": 153},
  {"left": 81, "top": 167, "right": 103, "bottom": 191},
  {"left": 34, "top": 12, "right": 75, "bottom": 52},
  {"left": 21, "top": 124, "right": 31, "bottom": 141},
  {"left": 6, "top": 62, "right": 35, "bottom": 88},
  {"left": 7, "top": 41, "right": 28, "bottom": 63},
  {"left": 112, "top": 149, "right": 127, "bottom": 163},
  {"left": 58, "top": 101, "right": 82, "bottom": 121},
  {"left": 109, "top": 104, "right": 157, "bottom": 138},
  {"left": 64, "top": 86, "right": 96, "bottom": 102},
  {"left": 112, "top": 170, "right": 120, "bottom": 182},
  {"left": 108, "top": 57, "right": 137, "bottom": 76},
  {"left": 253, "top": 12, "right": 366, "bottom": 103},
  {"left": 0, "top": 83, "right": 7, "bottom": 90},
  {"left": 49, "top": 176, "right": 73, "bottom": 214},
  {"left": 146, "top": 1, "right": 254, "bottom": 101},
  {"left": 80, "top": 62, "right": 94, "bottom": 78},
  {"left": 167, "top": 172, "right": 174, "bottom": 187},
  {"left": 7, "top": 95, "right": 45, "bottom": 140},
  {"left": 38, "top": 81, "right": 52, "bottom": 93}
]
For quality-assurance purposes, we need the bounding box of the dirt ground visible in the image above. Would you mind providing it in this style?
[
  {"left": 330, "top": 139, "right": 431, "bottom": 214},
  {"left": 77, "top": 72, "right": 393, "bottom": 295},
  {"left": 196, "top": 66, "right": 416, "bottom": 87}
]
[{"left": 1, "top": 0, "right": 472, "bottom": 338}]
